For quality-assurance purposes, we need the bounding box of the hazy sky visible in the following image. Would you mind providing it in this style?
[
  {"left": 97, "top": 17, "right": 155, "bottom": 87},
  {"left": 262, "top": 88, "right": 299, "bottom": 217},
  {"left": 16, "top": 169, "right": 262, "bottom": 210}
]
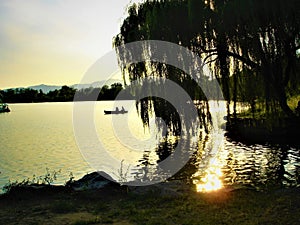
[{"left": 0, "top": 0, "right": 142, "bottom": 89}]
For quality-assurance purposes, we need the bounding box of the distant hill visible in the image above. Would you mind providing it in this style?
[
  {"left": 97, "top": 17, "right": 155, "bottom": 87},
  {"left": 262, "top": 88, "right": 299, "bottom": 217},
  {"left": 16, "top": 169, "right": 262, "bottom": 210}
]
[
  {"left": 6, "top": 79, "right": 123, "bottom": 93},
  {"left": 71, "top": 79, "right": 123, "bottom": 90},
  {"left": 27, "top": 84, "right": 62, "bottom": 93}
]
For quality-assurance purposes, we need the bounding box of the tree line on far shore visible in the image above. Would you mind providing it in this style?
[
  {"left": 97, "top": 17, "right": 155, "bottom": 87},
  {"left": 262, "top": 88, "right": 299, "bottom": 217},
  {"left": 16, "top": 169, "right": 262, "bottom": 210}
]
[{"left": 0, "top": 83, "right": 133, "bottom": 103}]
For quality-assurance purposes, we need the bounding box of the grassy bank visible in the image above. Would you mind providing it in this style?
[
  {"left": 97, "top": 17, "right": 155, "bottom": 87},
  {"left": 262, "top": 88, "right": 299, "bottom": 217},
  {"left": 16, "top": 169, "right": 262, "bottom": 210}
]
[
  {"left": 1, "top": 183, "right": 300, "bottom": 225},
  {"left": 226, "top": 116, "right": 300, "bottom": 144},
  {"left": 226, "top": 95, "right": 300, "bottom": 145}
]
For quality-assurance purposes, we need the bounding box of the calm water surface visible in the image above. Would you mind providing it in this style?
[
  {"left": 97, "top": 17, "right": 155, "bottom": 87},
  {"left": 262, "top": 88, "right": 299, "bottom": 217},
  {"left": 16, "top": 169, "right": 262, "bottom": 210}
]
[
  {"left": 0, "top": 101, "right": 158, "bottom": 191},
  {"left": 0, "top": 102, "right": 299, "bottom": 192}
]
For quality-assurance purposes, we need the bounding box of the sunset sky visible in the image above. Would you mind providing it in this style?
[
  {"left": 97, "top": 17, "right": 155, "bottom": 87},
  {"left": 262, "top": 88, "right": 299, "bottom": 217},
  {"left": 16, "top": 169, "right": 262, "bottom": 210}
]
[{"left": 0, "top": 0, "right": 142, "bottom": 90}]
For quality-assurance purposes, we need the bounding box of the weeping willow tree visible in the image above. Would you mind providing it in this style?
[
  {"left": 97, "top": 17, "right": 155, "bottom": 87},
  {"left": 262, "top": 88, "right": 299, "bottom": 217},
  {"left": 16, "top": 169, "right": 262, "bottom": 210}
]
[{"left": 114, "top": 0, "right": 300, "bottom": 133}]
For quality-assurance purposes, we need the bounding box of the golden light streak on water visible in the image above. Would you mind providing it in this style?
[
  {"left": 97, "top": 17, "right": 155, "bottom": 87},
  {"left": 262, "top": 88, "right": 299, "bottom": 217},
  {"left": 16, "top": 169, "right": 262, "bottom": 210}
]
[
  {"left": 194, "top": 148, "right": 225, "bottom": 193},
  {"left": 195, "top": 165, "right": 223, "bottom": 192}
]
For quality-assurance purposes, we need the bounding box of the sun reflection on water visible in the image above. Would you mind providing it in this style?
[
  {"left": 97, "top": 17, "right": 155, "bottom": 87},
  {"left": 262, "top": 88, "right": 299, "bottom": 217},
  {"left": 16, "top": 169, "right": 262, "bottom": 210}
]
[
  {"left": 194, "top": 164, "right": 223, "bottom": 192},
  {"left": 192, "top": 100, "right": 226, "bottom": 193}
]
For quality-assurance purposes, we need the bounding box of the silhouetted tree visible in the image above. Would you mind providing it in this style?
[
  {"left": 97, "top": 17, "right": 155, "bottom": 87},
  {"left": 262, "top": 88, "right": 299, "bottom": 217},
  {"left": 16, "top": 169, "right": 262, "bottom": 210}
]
[{"left": 114, "top": 0, "right": 300, "bottom": 131}]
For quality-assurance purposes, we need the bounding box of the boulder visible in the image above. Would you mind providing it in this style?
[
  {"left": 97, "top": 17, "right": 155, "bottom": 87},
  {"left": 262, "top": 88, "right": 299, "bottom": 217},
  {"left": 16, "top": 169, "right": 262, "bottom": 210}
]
[{"left": 67, "top": 171, "right": 118, "bottom": 191}]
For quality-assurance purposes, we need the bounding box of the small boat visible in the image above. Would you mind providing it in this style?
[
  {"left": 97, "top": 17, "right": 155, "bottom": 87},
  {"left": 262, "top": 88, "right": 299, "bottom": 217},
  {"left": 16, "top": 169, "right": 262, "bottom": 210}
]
[
  {"left": 0, "top": 103, "right": 10, "bottom": 113},
  {"left": 104, "top": 110, "right": 128, "bottom": 115},
  {"left": 104, "top": 107, "right": 127, "bottom": 115}
]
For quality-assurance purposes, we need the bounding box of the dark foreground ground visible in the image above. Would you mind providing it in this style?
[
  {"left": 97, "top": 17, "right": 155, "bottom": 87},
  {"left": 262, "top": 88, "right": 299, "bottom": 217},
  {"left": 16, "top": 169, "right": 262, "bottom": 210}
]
[{"left": 1, "top": 182, "right": 300, "bottom": 225}]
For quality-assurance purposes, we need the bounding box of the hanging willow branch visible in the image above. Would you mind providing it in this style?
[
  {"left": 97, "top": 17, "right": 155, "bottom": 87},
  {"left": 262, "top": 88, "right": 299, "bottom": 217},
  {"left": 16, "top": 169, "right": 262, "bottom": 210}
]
[{"left": 114, "top": 0, "right": 300, "bottom": 132}]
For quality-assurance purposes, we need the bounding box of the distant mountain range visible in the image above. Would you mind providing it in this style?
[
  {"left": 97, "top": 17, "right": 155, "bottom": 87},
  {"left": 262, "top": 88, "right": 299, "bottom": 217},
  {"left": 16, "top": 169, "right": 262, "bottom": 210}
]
[
  {"left": 70, "top": 79, "right": 122, "bottom": 90},
  {"left": 27, "top": 84, "right": 62, "bottom": 93},
  {"left": 6, "top": 79, "right": 123, "bottom": 93}
]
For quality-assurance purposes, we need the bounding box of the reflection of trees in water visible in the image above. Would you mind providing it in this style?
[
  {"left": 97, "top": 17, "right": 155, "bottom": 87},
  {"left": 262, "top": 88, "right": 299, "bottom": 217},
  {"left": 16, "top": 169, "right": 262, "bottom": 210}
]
[
  {"left": 132, "top": 139, "right": 177, "bottom": 183},
  {"left": 222, "top": 143, "right": 300, "bottom": 188},
  {"left": 133, "top": 130, "right": 210, "bottom": 182},
  {"left": 275, "top": 146, "right": 300, "bottom": 187},
  {"left": 132, "top": 132, "right": 204, "bottom": 183},
  {"left": 131, "top": 125, "right": 300, "bottom": 187}
]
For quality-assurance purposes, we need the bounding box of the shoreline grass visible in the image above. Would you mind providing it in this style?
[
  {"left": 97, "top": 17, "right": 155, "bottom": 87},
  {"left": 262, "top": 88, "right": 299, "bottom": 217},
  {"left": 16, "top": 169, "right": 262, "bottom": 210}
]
[{"left": 0, "top": 182, "right": 300, "bottom": 225}]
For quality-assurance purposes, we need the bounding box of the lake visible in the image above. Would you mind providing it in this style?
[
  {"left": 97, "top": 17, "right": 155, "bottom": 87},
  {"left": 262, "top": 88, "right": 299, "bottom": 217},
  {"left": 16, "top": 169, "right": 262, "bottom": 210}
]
[{"left": 0, "top": 102, "right": 299, "bottom": 192}]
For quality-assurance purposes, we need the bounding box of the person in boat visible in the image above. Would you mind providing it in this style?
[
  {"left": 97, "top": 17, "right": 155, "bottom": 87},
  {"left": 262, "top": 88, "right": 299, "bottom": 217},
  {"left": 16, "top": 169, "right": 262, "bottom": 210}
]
[
  {"left": 115, "top": 107, "right": 119, "bottom": 112},
  {"left": 121, "top": 106, "right": 125, "bottom": 112}
]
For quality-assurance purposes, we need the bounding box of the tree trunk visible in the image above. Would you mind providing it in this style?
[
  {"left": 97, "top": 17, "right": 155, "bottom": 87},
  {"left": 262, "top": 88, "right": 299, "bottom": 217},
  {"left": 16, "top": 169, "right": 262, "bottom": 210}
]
[
  {"left": 277, "top": 86, "right": 295, "bottom": 117},
  {"left": 233, "top": 72, "right": 237, "bottom": 119},
  {"left": 217, "top": 41, "right": 231, "bottom": 119}
]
